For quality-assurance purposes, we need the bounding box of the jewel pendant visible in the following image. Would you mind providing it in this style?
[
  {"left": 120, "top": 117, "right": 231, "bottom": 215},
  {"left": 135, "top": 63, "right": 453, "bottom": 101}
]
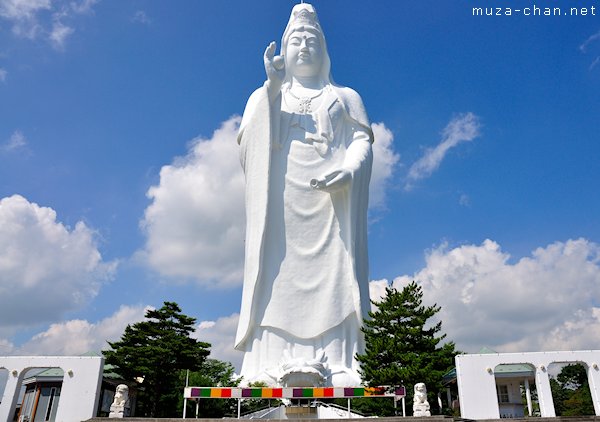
[{"left": 298, "top": 97, "right": 312, "bottom": 114}]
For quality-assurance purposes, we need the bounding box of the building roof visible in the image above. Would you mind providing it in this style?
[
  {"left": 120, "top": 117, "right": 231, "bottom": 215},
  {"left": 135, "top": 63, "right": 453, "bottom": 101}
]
[{"left": 443, "top": 347, "right": 535, "bottom": 386}]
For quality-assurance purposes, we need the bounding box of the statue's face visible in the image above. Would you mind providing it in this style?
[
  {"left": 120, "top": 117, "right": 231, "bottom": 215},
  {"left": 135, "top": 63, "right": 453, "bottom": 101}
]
[{"left": 285, "top": 29, "right": 323, "bottom": 79}]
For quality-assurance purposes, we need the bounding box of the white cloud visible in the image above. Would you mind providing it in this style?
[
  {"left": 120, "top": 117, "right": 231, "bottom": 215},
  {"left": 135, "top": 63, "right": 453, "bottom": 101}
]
[
  {"left": 0, "top": 0, "right": 50, "bottom": 19},
  {"left": 69, "top": 0, "right": 97, "bottom": 14},
  {"left": 16, "top": 304, "right": 149, "bottom": 355},
  {"left": 132, "top": 10, "right": 151, "bottom": 25},
  {"left": 194, "top": 313, "right": 243, "bottom": 371},
  {"left": 0, "top": 194, "right": 116, "bottom": 328},
  {"left": 368, "top": 279, "right": 390, "bottom": 309},
  {"left": 0, "top": 0, "right": 96, "bottom": 47},
  {"left": 579, "top": 30, "right": 600, "bottom": 53},
  {"left": 579, "top": 31, "right": 600, "bottom": 71},
  {"left": 0, "top": 338, "right": 15, "bottom": 354},
  {"left": 0, "top": 0, "right": 51, "bottom": 39},
  {"left": 406, "top": 113, "right": 481, "bottom": 190},
  {"left": 0, "top": 68, "right": 7, "bottom": 82},
  {"left": 49, "top": 19, "right": 73, "bottom": 49},
  {"left": 140, "top": 116, "right": 246, "bottom": 287},
  {"left": 458, "top": 193, "right": 471, "bottom": 207},
  {"left": 377, "top": 238, "right": 600, "bottom": 353},
  {"left": 2, "top": 129, "right": 27, "bottom": 151},
  {"left": 370, "top": 122, "right": 400, "bottom": 209}
]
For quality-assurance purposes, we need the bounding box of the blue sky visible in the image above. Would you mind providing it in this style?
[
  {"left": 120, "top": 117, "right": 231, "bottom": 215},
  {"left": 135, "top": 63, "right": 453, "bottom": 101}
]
[{"left": 1, "top": 0, "right": 600, "bottom": 371}]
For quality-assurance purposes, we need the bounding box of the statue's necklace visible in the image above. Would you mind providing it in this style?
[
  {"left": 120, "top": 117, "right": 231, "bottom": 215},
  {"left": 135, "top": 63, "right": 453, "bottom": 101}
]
[{"left": 288, "top": 88, "right": 324, "bottom": 114}]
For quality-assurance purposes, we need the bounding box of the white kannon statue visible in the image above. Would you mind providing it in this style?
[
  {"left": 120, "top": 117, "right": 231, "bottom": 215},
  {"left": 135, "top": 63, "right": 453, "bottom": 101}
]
[{"left": 235, "top": 3, "right": 373, "bottom": 387}]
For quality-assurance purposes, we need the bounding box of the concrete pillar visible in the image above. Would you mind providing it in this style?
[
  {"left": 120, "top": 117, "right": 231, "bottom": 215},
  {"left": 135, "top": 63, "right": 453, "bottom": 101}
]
[
  {"left": 588, "top": 363, "right": 600, "bottom": 416},
  {"left": 524, "top": 378, "right": 533, "bottom": 416},
  {"left": 0, "top": 368, "right": 22, "bottom": 422},
  {"left": 535, "top": 365, "right": 555, "bottom": 417}
]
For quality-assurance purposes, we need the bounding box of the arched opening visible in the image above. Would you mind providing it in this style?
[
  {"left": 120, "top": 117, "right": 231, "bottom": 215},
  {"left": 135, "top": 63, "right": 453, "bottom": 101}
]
[
  {"left": 493, "top": 363, "right": 537, "bottom": 418},
  {"left": 15, "top": 367, "right": 64, "bottom": 422},
  {"left": 548, "top": 361, "right": 595, "bottom": 416}
]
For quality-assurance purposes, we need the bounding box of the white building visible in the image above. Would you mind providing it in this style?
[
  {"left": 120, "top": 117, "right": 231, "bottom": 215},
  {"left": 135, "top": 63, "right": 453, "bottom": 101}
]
[{"left": 455, "top": 350, "right": 600, "bottom": 419}]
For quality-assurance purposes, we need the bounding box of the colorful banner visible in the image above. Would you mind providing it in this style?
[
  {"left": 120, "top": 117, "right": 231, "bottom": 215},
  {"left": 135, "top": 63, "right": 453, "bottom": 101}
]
[{"left": 184, "top": 386, "right": 403, "bottom": 399}]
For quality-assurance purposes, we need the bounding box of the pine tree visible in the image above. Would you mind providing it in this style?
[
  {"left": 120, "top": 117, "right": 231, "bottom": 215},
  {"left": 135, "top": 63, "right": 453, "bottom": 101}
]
[
  {"left": 356, "top": 281, "right": 457, "bottom": 415},
  {"left": 552, "top": 363, "right": 595, "bottom": 416},
  {"left": 103, "top": 301, "right": 210, "bottom": 417}
]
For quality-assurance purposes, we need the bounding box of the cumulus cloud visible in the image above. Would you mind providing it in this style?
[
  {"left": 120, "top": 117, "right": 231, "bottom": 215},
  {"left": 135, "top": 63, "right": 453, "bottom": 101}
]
[
  {"left": 16, "top": 305, "right": 149, "bottom": 355},
  {"left": 2, "top": 130, "right": 27, "bottom": 151},
  {"left": 370, "top": 122, "right": 400, "bottom": 209},
  {"left": 0, "top": 68, "right": 7, "bottom": 82},
  {"left": 194, "top": 313, "right": 243, "bottom": 370},
  {"left": 368, "top": 279, "right": 390, "bottom": 309},
  {"left": 406, "top": 113, "right": 481, "bottom": 190},
  {"left": 375, "top": 238, "right": 600, "bottom": 353},
  {"left": 140, "top": 117, "right": 246, "bottom": 286},
  {"left": 0, "top": 195, "right": 116, "bottom": 328}
]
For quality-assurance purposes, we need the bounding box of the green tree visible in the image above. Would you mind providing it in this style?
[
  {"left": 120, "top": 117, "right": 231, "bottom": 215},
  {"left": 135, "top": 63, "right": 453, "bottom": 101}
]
[
  {"left": 557, "top": 363, "right": 588, "bottom": 390},
  {"left": 356, "top": 281, "right": 458, "bottom": 416},
  {"left": 551, "top": 363, "right": 594, "bottom": 416},
  {"left": 103, "top": 301, "right": 210, "bottom": 417},
  {"left": 550, "top": 378, "right": 567, "bottom": 416}
]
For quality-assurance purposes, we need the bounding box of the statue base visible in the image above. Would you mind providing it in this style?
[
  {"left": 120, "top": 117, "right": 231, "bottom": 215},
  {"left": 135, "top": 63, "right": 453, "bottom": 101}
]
[
  {"left": 108, "top": 404, "right": 130, "bottom": 418},
  {"left": 413, "top": 406, "right": 431, "bottom": 417}
]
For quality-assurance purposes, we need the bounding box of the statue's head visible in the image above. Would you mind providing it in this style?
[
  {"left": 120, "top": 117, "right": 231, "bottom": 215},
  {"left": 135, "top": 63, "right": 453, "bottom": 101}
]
[
  {"left": 414, "top": 383, "right": 426, "bottom": 393},
  {"left": 281, "top": 3, "right": 331, "bottom": 84},
  {"left": 116, "top": 384, "right": 129, "bottom": 397}
]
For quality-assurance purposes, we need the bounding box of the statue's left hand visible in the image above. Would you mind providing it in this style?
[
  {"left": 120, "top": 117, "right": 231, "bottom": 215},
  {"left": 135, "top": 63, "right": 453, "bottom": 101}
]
[{"left": 313, "top": 169, "right": 352, "bottom": 192}]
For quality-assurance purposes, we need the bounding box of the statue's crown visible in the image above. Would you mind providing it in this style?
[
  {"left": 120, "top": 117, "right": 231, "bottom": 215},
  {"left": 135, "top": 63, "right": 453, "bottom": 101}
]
[
  {"left": 287, "top": 3, "right": 321, "bottom": 31},
  {"left": 293, "top": 7, "right": 316, "bottom": 26}
]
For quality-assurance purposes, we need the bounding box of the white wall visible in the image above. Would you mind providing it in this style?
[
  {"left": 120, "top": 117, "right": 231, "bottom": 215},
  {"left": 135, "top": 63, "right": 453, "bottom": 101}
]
[
  {"left": 456, "top": 350, "right": 600, "bottom": 420},
  {"left": 0, "top": 356, "right": 104, "bottom": 422}
]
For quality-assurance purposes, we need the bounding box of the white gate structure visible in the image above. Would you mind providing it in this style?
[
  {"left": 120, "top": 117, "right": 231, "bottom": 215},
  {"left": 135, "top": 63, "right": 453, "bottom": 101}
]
[
  {"left": 456, "top": 350, "right": 600, "bottom": 419},
  {"left": 0, "top": 356, "right": 104, "bottom": 422}
]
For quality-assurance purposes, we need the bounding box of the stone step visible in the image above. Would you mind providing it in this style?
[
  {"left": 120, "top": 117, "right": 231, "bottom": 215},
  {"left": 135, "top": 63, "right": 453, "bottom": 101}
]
[{"left": 84, "top": 417, "right": 454, "bottom": 422}]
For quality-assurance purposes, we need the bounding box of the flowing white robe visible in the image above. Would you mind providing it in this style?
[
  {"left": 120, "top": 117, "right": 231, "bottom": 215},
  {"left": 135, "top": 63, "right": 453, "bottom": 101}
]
[{"left": 236, "top": 83, "right": 373, "bottom": 386}]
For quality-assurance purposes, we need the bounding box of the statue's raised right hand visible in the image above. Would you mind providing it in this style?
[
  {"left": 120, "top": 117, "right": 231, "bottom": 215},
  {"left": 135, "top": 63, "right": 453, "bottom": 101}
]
[{"left": 264, "top": 41, "right": 285, "bottom": 99}]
